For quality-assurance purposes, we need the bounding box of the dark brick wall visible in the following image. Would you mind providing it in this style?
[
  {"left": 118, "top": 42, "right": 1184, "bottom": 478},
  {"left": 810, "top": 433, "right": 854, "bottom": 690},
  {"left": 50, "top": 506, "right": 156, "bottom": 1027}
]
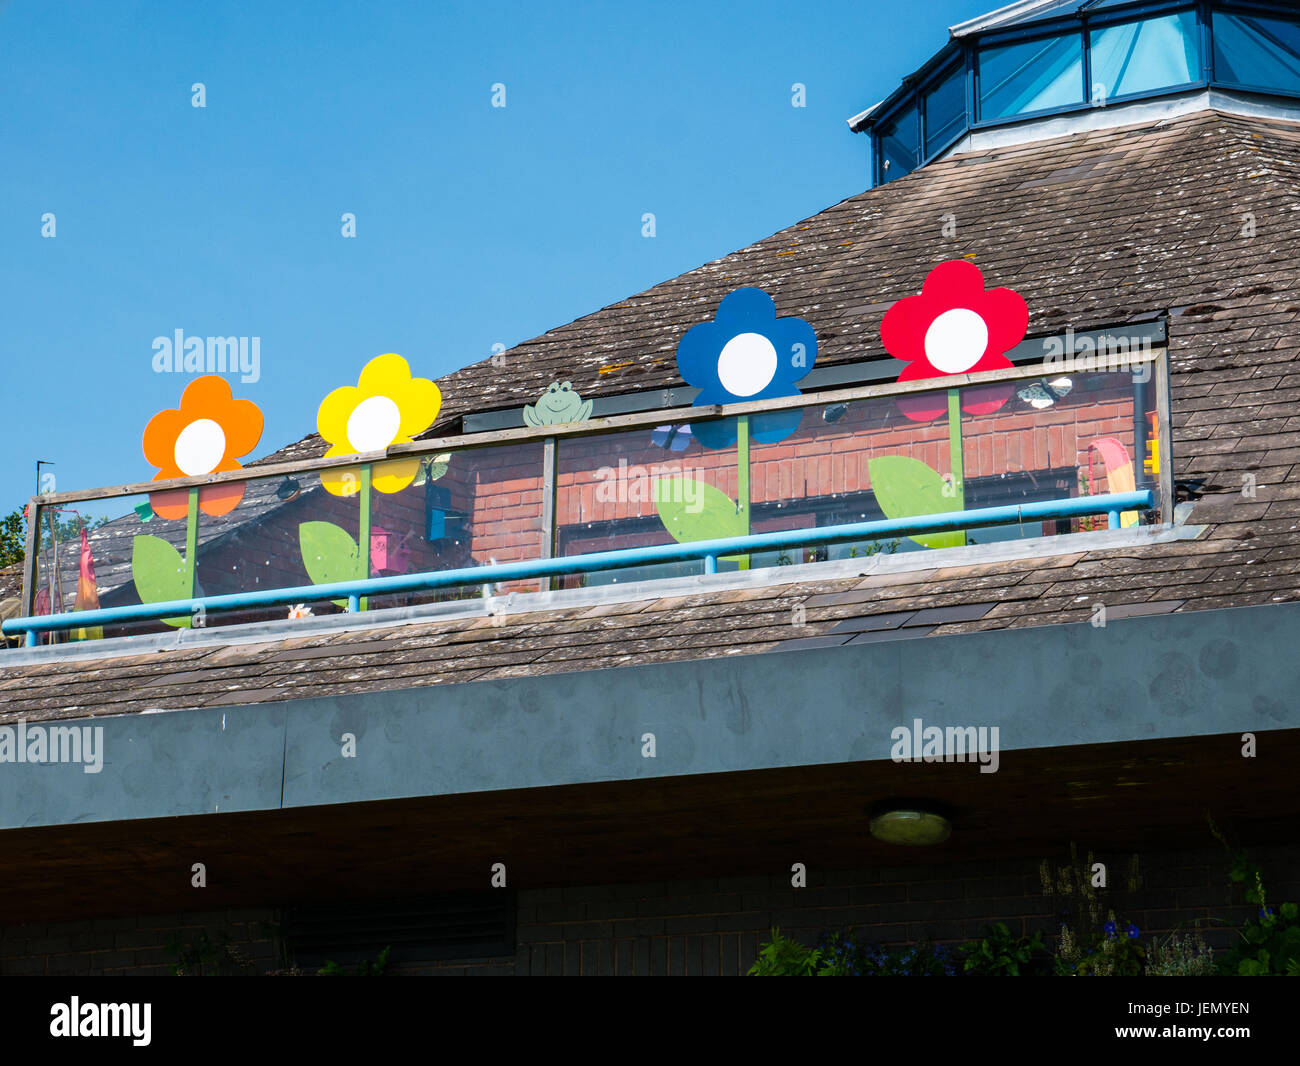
[
  {"left": 0, "top": 909, "right": 278, "bottom": 977},
  {"left": 4, "top": 844, "right": 1296, "bottom": 975}
]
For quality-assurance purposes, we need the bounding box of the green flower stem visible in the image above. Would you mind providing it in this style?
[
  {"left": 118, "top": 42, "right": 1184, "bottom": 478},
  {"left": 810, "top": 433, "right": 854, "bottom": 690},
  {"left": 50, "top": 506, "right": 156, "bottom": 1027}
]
[
  {"left": 947, "top": 388, "right": 967, "bottom": 547},
  {"left": 185, "top": 487, "right": 199, "bottom": 618},
  {"left": 358, "top": 464, "right": 372, "bottom": 611}
]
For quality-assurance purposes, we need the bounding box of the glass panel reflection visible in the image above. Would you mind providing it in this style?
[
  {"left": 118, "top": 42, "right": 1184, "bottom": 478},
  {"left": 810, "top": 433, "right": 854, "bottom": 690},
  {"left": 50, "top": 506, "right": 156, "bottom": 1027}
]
[
  {"left": 1091, "top": 11, "right": 1200, "bottom": 101},
  {"left": 979, "top": 32, "right": 1084, "bottom": 119},
  {"left": 924, "top": 64, "right": 967, "bottom": 157},
  {"left": 878, "top": 102, "right": 919, "bottom": 181},
  {"left": 555, "top": 418, "right": 741, "bottom": 588},
  {"left": 1214, "top": 10, "right": 1300, "bottom": 95}
]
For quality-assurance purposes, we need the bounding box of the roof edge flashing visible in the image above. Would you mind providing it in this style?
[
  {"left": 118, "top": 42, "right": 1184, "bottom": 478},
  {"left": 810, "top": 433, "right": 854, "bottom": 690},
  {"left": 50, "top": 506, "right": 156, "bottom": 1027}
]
[{"left": 949, "top": 0, "right": 1063, "bottom": 38}]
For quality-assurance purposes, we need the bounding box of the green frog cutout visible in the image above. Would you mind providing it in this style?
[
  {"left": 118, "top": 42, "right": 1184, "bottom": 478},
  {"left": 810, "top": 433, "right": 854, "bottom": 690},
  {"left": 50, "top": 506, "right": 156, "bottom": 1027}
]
[{"left": 524, "top": 381, "right": 592, "bottom": 426}]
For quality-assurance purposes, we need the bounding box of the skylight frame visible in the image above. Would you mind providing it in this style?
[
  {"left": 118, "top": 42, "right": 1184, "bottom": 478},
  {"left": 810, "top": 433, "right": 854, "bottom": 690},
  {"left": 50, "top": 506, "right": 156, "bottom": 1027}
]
[
  {"left": 863, "top": 0, "right": 1300, "bottom": 185},
  {"left": 970, "top": 1, "right": 1206, "bottom": 127}
]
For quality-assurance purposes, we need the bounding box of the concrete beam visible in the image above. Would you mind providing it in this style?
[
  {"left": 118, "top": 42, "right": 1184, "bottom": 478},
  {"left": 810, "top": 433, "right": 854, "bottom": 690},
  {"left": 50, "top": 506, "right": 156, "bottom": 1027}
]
[{"left": 1, "top": 602, "right": 1295, "bottom": 831}]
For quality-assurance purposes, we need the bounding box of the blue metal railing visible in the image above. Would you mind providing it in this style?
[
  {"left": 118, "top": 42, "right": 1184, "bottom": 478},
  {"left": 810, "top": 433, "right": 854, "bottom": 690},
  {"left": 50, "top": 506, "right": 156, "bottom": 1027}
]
[{"left": 3, "top": 491, "right": 1154, "bottom": 647}]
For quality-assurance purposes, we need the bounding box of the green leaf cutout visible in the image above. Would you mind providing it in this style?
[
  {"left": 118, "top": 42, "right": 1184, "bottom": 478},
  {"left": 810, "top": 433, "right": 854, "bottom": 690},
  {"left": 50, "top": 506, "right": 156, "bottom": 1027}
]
[
  {"left": 299, "top": 521, "right": 360, "bottom": 607},
  {"left": 868, "top": 455, "right": 965, "bottom": 550},
  {"left": 654, "top": 477, "right": 748, "bottom": 547},
  {"left": 131, "top": 534, "right": 192, "bottom": 627}
]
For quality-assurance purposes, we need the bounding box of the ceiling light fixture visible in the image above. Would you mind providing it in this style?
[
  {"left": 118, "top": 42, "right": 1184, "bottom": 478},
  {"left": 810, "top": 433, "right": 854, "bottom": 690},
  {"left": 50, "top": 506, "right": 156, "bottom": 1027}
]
[{"left": 868, "top": 800, "right": 952, "bottom": 846}]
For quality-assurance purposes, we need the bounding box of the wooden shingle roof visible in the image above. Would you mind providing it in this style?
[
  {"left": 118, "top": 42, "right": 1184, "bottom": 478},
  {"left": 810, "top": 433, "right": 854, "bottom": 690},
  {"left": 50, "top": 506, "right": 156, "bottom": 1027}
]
[{"left": 4, "top": 108, "right": 1299, "bottom": 718}]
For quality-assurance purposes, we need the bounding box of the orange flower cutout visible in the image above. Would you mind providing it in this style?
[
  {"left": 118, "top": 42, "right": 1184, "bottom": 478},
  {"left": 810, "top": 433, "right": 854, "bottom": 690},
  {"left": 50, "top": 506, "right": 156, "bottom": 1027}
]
[{"left": 143, "top": 376, "right": 264, "bottom": 519}]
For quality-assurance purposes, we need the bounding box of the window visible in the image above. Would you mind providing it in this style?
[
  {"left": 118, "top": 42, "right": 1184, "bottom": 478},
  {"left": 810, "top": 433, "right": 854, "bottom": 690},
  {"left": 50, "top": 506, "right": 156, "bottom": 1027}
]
[
  {"left": 1213, "top": 9, "right": 1300, "bottom": 96},
  {"left": 876, "top": 101, "right": 919, "bottom": 183},
  {"left": 1091, "top": 10, "right": 1201, "bottom": 101},
  {"left": 979, "top": 32, "right": 1084, "bottom": 120},
  {"left": 924, "top": 64, "right": 967, "bottom": 157}
]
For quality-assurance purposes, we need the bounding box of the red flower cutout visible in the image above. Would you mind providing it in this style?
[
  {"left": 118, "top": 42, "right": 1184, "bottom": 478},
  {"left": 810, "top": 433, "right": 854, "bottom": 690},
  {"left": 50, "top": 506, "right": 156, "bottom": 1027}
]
[{"left": 881, "top": 260, "right": 1028, "bottom": 422}]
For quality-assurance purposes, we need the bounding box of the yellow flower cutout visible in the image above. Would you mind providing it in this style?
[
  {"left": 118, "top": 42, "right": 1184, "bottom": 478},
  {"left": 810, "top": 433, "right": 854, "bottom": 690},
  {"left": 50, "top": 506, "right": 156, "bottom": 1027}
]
[{"left": 317, "top": 353, "right": 442, "bottom": 496}]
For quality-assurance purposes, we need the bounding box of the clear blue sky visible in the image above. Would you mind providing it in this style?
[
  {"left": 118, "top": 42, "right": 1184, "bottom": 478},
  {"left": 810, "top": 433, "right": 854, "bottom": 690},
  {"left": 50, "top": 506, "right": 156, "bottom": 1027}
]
[{"left": 1, "top": 0, "right": 991, "bottom": 513}]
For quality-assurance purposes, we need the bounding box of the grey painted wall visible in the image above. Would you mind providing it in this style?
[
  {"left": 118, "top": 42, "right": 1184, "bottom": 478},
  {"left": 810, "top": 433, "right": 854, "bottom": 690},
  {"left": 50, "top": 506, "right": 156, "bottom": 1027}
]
[{"left": 1, "top": 602, "right": 1295, "bottom": 831}]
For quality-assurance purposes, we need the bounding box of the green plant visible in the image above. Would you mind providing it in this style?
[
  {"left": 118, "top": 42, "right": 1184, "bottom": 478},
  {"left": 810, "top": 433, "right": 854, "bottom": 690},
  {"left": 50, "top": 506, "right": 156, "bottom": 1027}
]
[
  {"left": 1220, "top": 882, "right": 1300, "bottom": 976},
  {"left": 847, "top": 538, "right": 901, "bottom": 559},
  {"left": 959, "top": 922, "right": 1052, "bottom": 976},
  {"left": 808, "top": 931, "right": 958, "bottom": 976},
  {"left": 318, "top": 945, "right": 392, "bottom": 977},
  {"left": 1040, "top": 842, "right": 1141, "bottom": 961},
  {"left": 1210, "top": 817, "right": 1300, "bottom": 976},
  {"left": 165, "top": 930, "right": 253, "bottom": 976},
  {"left": 0, "top": 509, "right": 26, "bottom": 567},
  {"left": 1057, "top": 912, "right": 1146, "bottom": 976},
  {"left": 747, "top": 929, "right": 824, "bottom": 976},
  {"left": 1146, "top": 929, "right": 1217, "bottom": 976},
  {"left": 1076, "top": 468, "right": 1104, "bottom": 532}
]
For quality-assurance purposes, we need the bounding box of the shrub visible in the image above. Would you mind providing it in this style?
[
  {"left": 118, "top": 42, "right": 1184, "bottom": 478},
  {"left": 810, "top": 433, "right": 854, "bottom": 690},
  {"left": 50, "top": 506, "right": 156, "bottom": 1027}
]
[
  {"left": 959, "top": 922, "right": 1053, "bottom": 976},
  {"left": 1146, "top": 930, "right": 1217, "bottom": 976},
  {"left": 747, "top": 929, "right": 824, "bottom": 976},
  {"left": 1056, "top": 912, "right": 1146, "bottom": 976}
]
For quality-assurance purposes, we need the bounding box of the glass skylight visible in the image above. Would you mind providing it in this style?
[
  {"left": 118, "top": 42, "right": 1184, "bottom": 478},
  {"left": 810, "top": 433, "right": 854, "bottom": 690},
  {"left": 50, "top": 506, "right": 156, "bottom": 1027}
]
[
  {"left": 865, "top": 1, "right": 1300, "bottom": 186},
  {"left": 923, "top": 63, "right": 967, "bottom": 156},
  {"left": 979, "top": 32, "right": 1084, "bottom": 120},
  {"left": 1091, "top": 11, "right": 1200, "bottom": 101},
  {"left": 1214, "top": 10, "right": 1300, "bottom": 96}
]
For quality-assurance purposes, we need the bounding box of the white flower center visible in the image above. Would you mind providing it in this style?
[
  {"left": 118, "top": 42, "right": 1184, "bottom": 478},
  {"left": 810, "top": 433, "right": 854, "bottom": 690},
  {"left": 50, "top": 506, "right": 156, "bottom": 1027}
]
[
  {"left": 347, "top": 395, "right": 402, "bottom": 452},
  {"left": 717, "top": 332, "right": 778, "bottom": 397},
  {"left": 924, "top": 308, "right": 990, "bottom": 374},
  {"left": 173, "top": 418, "right": 227, "bottom": 476}
]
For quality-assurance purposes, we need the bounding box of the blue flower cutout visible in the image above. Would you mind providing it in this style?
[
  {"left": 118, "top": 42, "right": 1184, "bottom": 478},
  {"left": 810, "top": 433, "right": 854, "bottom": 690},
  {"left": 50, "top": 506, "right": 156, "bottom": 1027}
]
[
  {"left": 676, "top": 287, "right": 817, "bottom": 449},
  {"left": 1126, "top": 923, "right": 1140, "bottom": 940}
]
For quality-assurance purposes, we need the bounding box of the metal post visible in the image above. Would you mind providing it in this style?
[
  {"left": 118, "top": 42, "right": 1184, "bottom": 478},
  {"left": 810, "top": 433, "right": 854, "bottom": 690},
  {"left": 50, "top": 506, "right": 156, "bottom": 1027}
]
[
  {"left": 737, "top": 415, "right": 751, "bottom": 571},
  {"left": 540, "top": 437, "right": 557, "bottom": 592},
  {"left": 1155, "top": 349, "right": 1174, "bottom": 524}
]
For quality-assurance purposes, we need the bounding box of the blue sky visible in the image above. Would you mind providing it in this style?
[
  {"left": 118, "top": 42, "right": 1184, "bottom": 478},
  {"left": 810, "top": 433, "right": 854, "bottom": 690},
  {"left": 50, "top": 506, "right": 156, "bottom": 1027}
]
[{"left": 0, "top": 0, "right": 991, "bottom": 513}]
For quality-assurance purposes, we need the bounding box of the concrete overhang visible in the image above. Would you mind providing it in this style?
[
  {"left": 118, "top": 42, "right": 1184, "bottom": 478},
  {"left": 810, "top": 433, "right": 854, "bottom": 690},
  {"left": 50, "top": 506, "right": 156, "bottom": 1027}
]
[
  {"left": 3, "top": 601, "right": 1296, "bottom": 921},
  {"left": 2, "top": 600, "right": 1296, "bottom": 831}
]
